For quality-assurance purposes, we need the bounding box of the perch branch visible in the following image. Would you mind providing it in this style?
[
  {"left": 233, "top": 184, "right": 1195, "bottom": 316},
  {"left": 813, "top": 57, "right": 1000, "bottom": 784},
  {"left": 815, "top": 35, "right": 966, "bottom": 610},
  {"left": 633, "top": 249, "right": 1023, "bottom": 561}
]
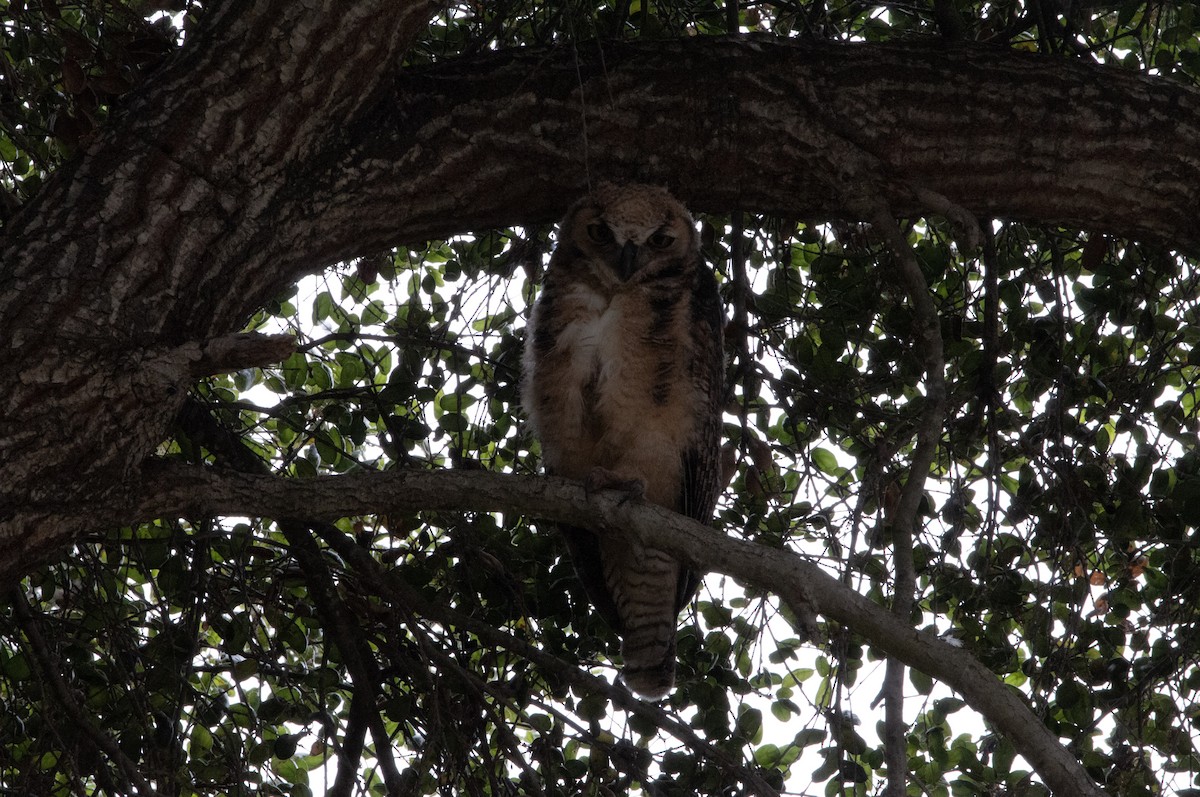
[{"left": 67, "top": 462, "right": 1109, "bottom": 797}]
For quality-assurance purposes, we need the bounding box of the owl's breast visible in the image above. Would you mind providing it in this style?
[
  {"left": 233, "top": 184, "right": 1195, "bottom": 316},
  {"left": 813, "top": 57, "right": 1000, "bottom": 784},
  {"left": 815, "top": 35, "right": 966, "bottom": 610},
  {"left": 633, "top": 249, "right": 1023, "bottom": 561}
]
[
  {"left": 555, "top": 286, "right": 673, "bottom": 401},
  {"left": 539, "top": 285, "right": 695, "bottom": 499},
  {"left": 546, "top": 287, "right": 614, "bottom": 393}
]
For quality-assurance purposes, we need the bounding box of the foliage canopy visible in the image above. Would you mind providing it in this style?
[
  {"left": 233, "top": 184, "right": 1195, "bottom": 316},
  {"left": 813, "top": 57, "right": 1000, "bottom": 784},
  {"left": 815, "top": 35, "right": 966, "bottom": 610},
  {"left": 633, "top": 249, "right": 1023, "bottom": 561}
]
[{"left": 4, "top": 1, "right": 1200, "bottom": 796}]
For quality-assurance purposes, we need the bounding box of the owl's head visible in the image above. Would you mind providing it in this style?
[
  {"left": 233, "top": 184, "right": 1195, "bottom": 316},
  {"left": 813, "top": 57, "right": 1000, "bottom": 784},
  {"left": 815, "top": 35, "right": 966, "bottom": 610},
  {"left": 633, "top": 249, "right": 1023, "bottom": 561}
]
[{"left": 560, "top": 182, "right": 697, "bottom": 283}]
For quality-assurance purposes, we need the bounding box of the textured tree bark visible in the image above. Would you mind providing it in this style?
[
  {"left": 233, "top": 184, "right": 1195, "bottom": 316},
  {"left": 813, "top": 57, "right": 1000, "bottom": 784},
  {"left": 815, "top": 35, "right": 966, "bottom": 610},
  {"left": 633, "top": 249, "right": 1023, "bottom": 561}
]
[
  {"left": 346, "top": 36, "right": 1200, "bottom": 249},
  {"left": 0, "top": 0, "right": 441, "bottom": 575}
]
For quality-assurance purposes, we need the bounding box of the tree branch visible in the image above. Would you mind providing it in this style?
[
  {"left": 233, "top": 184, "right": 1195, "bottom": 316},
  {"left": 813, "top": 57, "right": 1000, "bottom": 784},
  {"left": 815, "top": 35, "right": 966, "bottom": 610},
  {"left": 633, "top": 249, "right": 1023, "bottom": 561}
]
[
  {"left": 187, "top": 332, "right": 296, "bottom": 377},
  {"left": 67, "top": 462, "right": 1106, "bottom": 796},
  {"left": 281, "top": 522, "right": 404, "bottom": 797},
  {"left": 342, "top": 38, "right": 1200, "bottom": 253},
  {"left": 869, "top": 209, "right": 950, "bottom": 796},
  {"left": 172, "top": 396, "right": 405, "bottom": 794}
]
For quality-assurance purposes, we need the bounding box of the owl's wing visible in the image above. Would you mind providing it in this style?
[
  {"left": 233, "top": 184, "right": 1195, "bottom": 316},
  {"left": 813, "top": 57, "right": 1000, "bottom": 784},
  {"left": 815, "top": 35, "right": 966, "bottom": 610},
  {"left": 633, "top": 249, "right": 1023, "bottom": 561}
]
[
  {"left": 674, "top": 448, "right": 713, "bottom": 614},
  {"left": 673, "top": 261, "right": 727, "bottom": 615}
]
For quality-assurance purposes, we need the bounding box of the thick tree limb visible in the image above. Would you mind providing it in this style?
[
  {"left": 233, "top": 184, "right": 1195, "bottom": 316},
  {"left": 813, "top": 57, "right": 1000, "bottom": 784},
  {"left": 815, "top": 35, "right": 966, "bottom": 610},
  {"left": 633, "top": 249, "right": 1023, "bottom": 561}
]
[
  {"left": 54, "top": 462, "right": 1103, "bottom": 796},
  {"left": 351, "top": 37, "right": 1200, "bottom": 251}
]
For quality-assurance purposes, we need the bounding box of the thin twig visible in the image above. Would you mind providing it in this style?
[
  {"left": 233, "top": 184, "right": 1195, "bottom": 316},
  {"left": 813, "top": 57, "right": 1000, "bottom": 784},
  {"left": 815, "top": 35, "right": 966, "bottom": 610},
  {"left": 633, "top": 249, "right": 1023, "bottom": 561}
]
[
  {"left": 978, "top": 226, "right": 1003, "bottom": 574},
  {"left": 729, "top": 211, "right": 754, "bottom": 445},
  {"left": 11, "top": 590, "right": 154, "bottom": 797},
  {"left": 281, "top": 523, "right": 405, "bottom": 796},
  {"left": 871, "top": 209, "right": 948, "bottom": 797},
  {"left": 397, "top": 612, "right": 548, "bottom": 797},
  {"left": 176, "top": 398, "right": 405, "bottom": 793}
]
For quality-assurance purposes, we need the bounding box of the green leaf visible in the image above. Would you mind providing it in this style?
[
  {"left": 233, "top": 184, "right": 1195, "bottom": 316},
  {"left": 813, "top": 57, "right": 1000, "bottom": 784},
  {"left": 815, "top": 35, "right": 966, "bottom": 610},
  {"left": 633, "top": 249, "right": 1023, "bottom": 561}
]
[
  {"left": 190, "top": 725, "right": 214, "bottom": 757},
  {"left": 737, "top": 707, "right": 763, "bottom": 743},
  {"left": 771, "top": 699, "right": 798, "bottom": 722},
  {"left": 794, "top": 728, "right": 827, "bottom": 748},
  {"left": 753, "top": 743, "right": 780, "bottom": 767},
  {"left": 313, "top": 291, "right": 334, "bottom": 323},
  {"left": 3, "top": 652, "right": 31, "bottom": 681},
  {"left": 909, "top": 667, "right": 934, "bottom": 695},
  {"left": 811, "top": 447, "right": 839, "bottom": 474}
]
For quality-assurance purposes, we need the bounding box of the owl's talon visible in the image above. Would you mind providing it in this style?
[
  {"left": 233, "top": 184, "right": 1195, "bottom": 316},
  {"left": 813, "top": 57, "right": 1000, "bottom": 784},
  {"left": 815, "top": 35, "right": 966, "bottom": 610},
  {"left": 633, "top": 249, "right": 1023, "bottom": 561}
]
[{"left": 584, "top": 467, "right": 645, "bottom": 503}]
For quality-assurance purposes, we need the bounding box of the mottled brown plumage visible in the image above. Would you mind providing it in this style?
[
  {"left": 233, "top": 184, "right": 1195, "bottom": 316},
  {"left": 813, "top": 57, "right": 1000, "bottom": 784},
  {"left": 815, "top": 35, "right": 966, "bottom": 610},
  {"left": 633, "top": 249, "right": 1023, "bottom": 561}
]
[{"left": 523, "top": 183, "right": 725, "bottom": 699}]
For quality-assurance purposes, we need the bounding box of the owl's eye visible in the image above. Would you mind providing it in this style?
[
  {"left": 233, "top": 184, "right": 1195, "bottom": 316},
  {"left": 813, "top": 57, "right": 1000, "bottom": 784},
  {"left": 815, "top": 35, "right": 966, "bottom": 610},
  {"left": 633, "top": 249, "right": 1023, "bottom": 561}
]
[
  {"left": 586, "top": 223, "right": 614, "bottom": 245},
  {"left": 646, "top": 230, "right": 675, "bottom": 250}
]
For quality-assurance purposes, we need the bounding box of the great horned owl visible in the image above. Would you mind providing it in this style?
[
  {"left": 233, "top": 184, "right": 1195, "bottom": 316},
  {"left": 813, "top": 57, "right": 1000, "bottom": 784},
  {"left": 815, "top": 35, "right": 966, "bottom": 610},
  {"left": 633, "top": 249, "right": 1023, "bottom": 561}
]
[{"left": 523, "top": 182, "right": 725, "bottom": 699}]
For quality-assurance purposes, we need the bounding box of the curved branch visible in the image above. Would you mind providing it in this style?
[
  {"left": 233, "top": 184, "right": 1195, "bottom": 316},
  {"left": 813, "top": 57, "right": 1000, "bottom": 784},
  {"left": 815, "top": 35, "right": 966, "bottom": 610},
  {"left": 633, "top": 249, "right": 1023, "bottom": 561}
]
[{"left": 84, "top": 462, "right": 1106, "bottom": 796}]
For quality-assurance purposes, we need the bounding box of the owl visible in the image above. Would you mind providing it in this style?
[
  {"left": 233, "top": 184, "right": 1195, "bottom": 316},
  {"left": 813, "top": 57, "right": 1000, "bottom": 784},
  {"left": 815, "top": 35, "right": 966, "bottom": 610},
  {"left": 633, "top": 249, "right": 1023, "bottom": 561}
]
[{"left": 523, "top": 182, "right": 725, "bottom": 699}]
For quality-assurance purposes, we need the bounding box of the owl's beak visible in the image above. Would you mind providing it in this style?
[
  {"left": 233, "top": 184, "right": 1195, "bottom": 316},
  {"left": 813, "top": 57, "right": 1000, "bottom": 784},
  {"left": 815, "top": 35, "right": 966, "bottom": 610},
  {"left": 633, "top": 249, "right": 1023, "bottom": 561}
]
[{"left": 618, "top": 241, "right": 638, "bottom": 281}]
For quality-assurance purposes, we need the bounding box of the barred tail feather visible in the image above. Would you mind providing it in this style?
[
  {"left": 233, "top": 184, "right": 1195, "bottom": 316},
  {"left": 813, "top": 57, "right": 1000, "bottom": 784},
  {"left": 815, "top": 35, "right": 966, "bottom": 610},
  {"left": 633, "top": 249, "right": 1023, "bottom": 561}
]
[
  {"left": 622, "top": 631, "right": 678, "bottom": 700},
  {"left": 605, "top": 543, "right": 684, "bottom": 700}
]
